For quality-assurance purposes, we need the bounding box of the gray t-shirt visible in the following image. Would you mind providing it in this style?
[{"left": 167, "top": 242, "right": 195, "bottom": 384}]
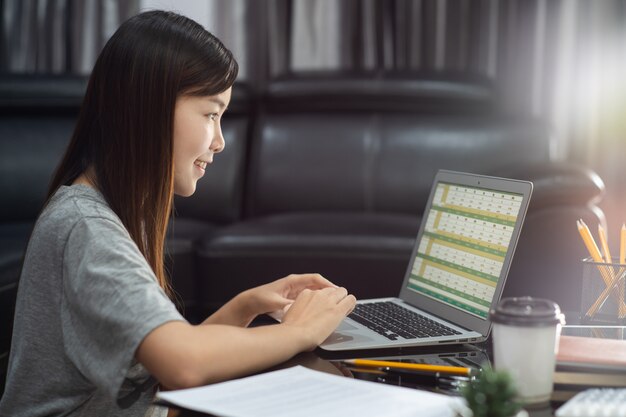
[{"left": 0, "top": 185, "right": 186, "bottom": 417}]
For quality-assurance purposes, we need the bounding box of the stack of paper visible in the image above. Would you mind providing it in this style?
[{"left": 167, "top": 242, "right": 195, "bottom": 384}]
[{"left": 156, "top": 366, "right": 461, "bottom": 417}]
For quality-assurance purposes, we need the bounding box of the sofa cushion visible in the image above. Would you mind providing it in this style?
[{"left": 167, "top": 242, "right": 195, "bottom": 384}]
[
  {"left": 0, "top": 222, "right": 32, "bottom": 359},
  {"left": 165, "top": 218, "right": 218, "bottom": 320},
  {"left": 194, "top": 212, "right": 420, "bottom": 309},
  {"left": 200, "top": 212, "right": 419, "bottom": 255}
]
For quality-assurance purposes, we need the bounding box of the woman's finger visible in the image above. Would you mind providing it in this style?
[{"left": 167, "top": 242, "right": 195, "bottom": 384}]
[
  {"left": 292, "top": 273, "right": 337, "bottom": 289},
  {"left": 321, "top": 286, "right": 348, "bottom": 302},
  {"left": 338, "top": 294, "right": 357, "bottom": 314}
]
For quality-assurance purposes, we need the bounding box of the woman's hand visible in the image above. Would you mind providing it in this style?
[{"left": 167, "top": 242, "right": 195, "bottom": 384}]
[
  {"left": 202, "top": 273, "right": 340, "bottom": 327},
  {"left": 242, "top": 273, "right": 339, "bottom": 321},
  {"left": 281, "top": 286, "right": 356, "bottom": 350}
]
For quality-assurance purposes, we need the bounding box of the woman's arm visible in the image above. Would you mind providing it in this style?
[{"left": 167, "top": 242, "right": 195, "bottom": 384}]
[{"left": 136, "top": 286, "right": 355, "bottom": 389}]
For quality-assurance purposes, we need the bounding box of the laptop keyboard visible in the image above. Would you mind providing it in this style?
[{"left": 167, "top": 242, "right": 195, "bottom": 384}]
[{"left": 348, "top": 301, "right": 463, "bottom": 341}]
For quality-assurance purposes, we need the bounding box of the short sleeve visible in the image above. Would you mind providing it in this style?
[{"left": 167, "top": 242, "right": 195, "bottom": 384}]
[{"left": 61, "top": 216, "right": 186, "bottom": 401}]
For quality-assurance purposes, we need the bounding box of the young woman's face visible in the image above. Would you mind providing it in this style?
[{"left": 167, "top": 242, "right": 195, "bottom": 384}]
[{"left": 172, "top": 87, "right": 231, "bottom": 196}]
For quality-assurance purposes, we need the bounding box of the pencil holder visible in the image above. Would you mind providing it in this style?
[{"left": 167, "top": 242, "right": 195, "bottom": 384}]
[{"left": 580, "top": 257, "right": 626, "bottom": 325}]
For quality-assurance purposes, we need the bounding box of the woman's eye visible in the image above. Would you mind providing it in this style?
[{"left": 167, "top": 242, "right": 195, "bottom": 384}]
[{"left": 206, "top": 113, "right": 218, "bottom": 121}]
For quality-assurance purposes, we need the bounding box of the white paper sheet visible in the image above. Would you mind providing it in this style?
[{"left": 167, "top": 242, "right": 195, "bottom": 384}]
[{"left": 156, "top": 365, "right": 461, "bottom": 417}]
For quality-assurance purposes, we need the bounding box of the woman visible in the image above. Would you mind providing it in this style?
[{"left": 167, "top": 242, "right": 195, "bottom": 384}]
[{"left": 0, "top": 10, "right": 356, "bottom": 417}]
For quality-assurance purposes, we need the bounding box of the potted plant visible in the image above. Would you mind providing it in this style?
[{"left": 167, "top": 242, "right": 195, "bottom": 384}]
[{"left": 455, "top": 366, "right": 528, "bottom": 417}]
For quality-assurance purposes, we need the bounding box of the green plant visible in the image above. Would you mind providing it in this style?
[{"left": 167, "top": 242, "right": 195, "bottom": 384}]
[{"left": 461, "top": 365, "right": 522, "bottom": 417}]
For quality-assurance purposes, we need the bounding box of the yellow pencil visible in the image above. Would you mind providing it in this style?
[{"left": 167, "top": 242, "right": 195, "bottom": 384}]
[
  {"left": 342, "top": 359, "right": 473, "bottom": 376},
  {"left": 619, "top": 223, "right": 626, "bottom": 319},
  {"left": 577, "top": 220, "right": 604, "bottom": 263},
  {"left": 619, "top": 223, "right": 626, "bottom": 265},
  {"left": 598, "top": 224, "right": 612, "bottom": 264}
]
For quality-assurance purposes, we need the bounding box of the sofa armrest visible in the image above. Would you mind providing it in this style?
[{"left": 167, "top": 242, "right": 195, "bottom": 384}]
[
  {"left": 491, "top": 162, "right": 605, "bottom": 210},
  {"left": 497, "top": 163, "right": 606, "bottom": 312}
]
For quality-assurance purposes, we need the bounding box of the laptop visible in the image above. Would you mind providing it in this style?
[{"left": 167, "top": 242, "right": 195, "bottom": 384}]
[{"left": 319, "top": 170, "right": 533, "bottom": 352}]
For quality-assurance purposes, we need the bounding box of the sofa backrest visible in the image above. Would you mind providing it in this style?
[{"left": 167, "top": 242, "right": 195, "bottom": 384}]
[
  {"left": 0, "top": 76, "right": 249, "bottom": 226},
  {"left": 0, "top": 76, "right": 83, "bottom": 222},
  {"left": 0, "top": 114, "right": 75, "bottom": 222},
  {"left": 246, "top": 105, "right": 551, "bottom": 217}
]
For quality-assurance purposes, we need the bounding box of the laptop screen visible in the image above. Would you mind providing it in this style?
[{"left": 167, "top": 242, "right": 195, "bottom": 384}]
[{"left": 406, "top": 181, "right": 525, "bottom": 320}]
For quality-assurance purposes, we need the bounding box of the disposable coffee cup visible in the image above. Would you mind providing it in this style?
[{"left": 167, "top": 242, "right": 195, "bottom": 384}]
[{"left": 489, "top": 296, "right": 565, "bottom": 404}]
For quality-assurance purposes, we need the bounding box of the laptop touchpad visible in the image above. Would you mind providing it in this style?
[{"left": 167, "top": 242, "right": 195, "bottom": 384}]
[{"left": 336, "top": 321, "right": 359, "bottom": 332}]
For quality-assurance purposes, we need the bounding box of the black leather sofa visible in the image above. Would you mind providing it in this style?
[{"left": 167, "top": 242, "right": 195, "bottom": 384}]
[{"left": 1, "top": 74, "right": 606, "bottom": 366}]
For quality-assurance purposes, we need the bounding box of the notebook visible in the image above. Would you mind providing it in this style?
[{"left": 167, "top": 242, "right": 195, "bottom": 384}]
[
  {"left": 319, "top": 170, "right": 533, "bottom": 352},
  {"left": 557, "top": 334, "right": 626, "bottom": 374}
]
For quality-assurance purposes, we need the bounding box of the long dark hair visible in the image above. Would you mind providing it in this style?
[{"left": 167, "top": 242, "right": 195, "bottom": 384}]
[{"left": 48, "top": 11, "right": 238, "bottom": 295}]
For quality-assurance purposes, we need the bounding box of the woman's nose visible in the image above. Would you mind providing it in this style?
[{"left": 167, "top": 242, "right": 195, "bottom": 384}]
[{"left": 210, "top": 125, "right": 225, "bottom": 153}]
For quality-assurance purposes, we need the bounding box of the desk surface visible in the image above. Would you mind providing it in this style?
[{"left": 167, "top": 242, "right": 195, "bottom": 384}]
[
  {"left": 174, "top": 322, "right": 626, "bottom": 417},
  {"left": 173, "top": 346, "right": 558, "bottom": 417}
]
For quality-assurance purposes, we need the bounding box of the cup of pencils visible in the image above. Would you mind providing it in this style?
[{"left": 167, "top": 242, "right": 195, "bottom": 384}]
[{"left": 576, "top": 220, "right": 626, "bottom": 324}]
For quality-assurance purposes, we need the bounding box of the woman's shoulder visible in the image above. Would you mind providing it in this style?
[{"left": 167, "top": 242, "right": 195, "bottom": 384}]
[
  {"left": 48, "top": 184, "right": 116, "bottom": 217},
  {"left": 38, "top": 184, "right": 124, "bottom": 236}
]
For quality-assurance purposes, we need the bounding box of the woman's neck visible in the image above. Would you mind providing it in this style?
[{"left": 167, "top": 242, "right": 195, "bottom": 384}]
[{"left": 72, "top": 167, "right": 96, "bottom": 188}]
